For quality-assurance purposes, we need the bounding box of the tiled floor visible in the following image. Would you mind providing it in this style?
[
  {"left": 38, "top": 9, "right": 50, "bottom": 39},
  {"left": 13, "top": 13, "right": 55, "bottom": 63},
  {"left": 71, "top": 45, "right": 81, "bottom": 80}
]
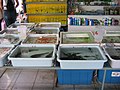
[{"left": 0, "top": 69, "right": 120, "bottom": 90}]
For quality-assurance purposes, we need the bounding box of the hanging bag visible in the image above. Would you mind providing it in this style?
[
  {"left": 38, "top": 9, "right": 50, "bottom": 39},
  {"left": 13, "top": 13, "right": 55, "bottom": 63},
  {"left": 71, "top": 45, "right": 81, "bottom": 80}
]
[{"left": 1, "top": 19, "right": 7, "bottom": 31}]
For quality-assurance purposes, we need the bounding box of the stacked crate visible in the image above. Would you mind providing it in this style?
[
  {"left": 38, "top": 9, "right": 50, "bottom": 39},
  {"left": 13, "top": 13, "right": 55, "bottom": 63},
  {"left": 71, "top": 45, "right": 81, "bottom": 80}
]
[{"left": 26, "top": 0, "right": 67, "bottom": 25}]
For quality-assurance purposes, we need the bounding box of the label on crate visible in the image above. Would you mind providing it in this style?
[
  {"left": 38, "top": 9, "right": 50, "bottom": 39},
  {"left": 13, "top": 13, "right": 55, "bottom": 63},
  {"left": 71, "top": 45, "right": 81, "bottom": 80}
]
[{"left": 111, "top": 72, "right": 120, "bottom": 77}]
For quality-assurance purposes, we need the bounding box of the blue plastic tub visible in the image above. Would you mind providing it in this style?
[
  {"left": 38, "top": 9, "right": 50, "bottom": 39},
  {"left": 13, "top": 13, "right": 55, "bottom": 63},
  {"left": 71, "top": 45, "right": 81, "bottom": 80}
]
[
  {"left": 98, "top": 70, "right": 120, "bottom": 84},
  {"left": 57, "top": 70, "right": 94, "bottom": 85}
]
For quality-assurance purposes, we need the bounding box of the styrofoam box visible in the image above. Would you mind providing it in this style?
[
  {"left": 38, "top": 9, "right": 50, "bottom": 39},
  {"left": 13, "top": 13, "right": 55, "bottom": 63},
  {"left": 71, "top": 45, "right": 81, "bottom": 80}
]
[
  {"left": 8, "top": 44, "right": 56, "bottom": 67},
  {"left": 22, "top": 34, "right": 59, "bottom": 45},
  {"left": 103, "top": 46, "right": 120, "bottom": 68},
  {"left": 0, "top": 45, "right": 14, "bottom": 67},
  {"left": 57, "top": 44, "right": 107, "bottom": 69}
]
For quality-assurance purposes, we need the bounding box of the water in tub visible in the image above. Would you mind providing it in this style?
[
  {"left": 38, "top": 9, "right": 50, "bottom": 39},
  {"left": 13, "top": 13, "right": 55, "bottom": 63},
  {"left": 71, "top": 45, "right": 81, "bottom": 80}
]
[
  {"left": 60, "top": 47, "right": 104, "bottom": 60},
  {"left": 14, "top": 47, "right": 53, "bottom": 58},
  {"left": 0, "top": 48, "right": 10, "bottom": 57},
  {"left": 105, "top": 48, "right": 120, "bottom": 60}
]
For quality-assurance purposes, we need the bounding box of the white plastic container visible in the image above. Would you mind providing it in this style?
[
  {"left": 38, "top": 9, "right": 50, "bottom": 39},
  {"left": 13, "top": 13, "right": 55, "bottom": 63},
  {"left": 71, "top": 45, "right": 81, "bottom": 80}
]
[
  {"left": 29, "top": 28, "right": 59, "bottom": 34},
  {"left": 8, "top": 44, "right": 56, "bottom": 67},
  {"left": 0, "top": 35, "right": 20, "bottom": 45},
  {"left": 102, "top": 31, "right": 120, "bottom": 43},
  {"left": 4, "top": 29, "right": 18, "bottom": 35},
  {"left": 36, "top": 22, "right": 61, "bottom": 29},
  {"left": 7, "top": 23, "right": 35, "bottom": 30},
  {"left": 22, "top": 34, "right": 59, "bottom": 45},
  {"left": 0, "top": 45, "right": 14, "bottom": 67},
  {"left": 60, "top": 32, "right": 94, "bottom": 44},
  {"left": 103, "top": 46, "right": 120, "bottom": 68},
  {"left": 57, "top": 44, "right": 107, "bottom": 69}
]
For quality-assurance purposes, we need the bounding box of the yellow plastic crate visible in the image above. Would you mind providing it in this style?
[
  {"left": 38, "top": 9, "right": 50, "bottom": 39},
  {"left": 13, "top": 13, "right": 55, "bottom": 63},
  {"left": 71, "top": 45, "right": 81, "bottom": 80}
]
[
  {"left": 28, "top": 15, "right": 67, "bottom": 25},
  {"left": 27, "top": 4, "right": 67, "bottom": 14}
]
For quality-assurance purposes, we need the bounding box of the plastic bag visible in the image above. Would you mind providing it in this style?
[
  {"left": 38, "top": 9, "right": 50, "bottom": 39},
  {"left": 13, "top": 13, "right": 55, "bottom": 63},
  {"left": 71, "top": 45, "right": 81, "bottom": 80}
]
[{"left": 1, "top": 19, "right": 7, "bottom": 31}]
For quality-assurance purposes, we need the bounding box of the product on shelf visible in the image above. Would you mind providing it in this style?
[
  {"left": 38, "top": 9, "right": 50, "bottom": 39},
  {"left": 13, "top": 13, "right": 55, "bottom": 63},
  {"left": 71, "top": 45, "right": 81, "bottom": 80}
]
[
  {"left": 68, "top": 17, "right": 119, "bottom": 26},
  {"left": 68, "top": 0, "right": 120, "bottom": 15},
  {"left": 104, "top": 7, "right": 120, "bottom": 15}
]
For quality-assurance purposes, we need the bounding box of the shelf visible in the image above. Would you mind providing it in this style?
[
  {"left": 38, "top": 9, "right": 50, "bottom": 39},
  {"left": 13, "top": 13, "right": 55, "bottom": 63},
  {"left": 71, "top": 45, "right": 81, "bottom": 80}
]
[
  {"left": 68, "top": 15, "right": 120, "bottom": 17},
  {"left": 75, "top": 5, "right": 120, "bottom": 7},
  {"left": 69, "top": 1, "right": 120, "bottom": 6},
  {"left": 1, "top": 66, "right": 120, "bottom": 70},
  {"left": 26, "top": 1, "right": 67, "bottom": 4},
  {"left": 68, "top": 25, "right": 120, "bottom": 32},
  {"left": 2, "top": 66, "right": 61, "bottom": 70}
]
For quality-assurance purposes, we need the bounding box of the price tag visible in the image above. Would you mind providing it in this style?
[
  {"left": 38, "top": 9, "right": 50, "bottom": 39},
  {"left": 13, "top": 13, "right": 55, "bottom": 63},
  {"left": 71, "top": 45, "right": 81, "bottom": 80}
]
[{"left": 17, "top": 25, "right": 27, "bottom": 40}]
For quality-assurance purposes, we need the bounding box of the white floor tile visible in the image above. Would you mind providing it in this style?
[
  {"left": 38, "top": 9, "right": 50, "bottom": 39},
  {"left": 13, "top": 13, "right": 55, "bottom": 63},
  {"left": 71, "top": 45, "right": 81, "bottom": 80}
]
[
  {"left": 75, "top": 85, "right": 95, "bottom": 90},
  {"left": 0, "top": 68, "right": 6, "bottom": 77},
  {"left": 33, "top": 83, "right": 53, "bottom": 90},
  {"left": 6, "top": 68, "right": 22, "bottom": 72},
  {"left": 95, "top": 84, "right": 117, "bottom": 90},
  {"left": 7, "top": 82, "right": 15, "bottom": 90},
  {"left": 22, "top": 69, "right": 38, "bottom": 72},
  {"left": 0, "top": 70, "right": 20, "bottom": 83},
  {"left": 38, "top": 70, "right": 54, "bottom": 72},
  {"left": 16, "top": 71, "right": 37, "bottom": 83},
  {"left": 35, "top": 70, "right": 54, "bottom": 84},
  {"left": 0, "top": 82, "right": 11, "bottom": 89},
  {"left": 114, "top": 85, "right": 120, "bottom": 90},
  {"left": 12, "top": 82, "right": 33, "bottom": 90},
  {"left": 54, "top": 85, "right": 74, "bottom": 90},
  {"left": 0, "top": 68, "right": 6, "bottom": 71}
]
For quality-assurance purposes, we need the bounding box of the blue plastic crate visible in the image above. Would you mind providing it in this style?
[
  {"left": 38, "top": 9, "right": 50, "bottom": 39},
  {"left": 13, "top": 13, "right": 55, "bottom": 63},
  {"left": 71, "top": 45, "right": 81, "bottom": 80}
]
[
  {"left": 98, "top": 70, "right": 120, "bottom": 84},
  {"left": 57, "top": 70, "right": 94, "bottom": 85}
]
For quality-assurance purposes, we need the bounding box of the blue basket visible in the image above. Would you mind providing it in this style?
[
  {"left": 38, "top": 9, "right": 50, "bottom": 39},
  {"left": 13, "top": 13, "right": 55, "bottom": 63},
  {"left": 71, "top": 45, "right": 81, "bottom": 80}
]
[
  {"left": 98, "top": 70, "right": 120, "bottom": 84},
  {"left": 57, "top": 70, "right": 94, "bottom": 85}
]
